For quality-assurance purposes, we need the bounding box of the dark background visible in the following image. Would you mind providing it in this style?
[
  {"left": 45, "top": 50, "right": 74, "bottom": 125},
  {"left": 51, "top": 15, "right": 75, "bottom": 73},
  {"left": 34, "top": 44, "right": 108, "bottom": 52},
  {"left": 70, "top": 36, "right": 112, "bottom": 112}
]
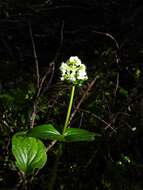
[{"left": 0, "top": 0, "right": 143, "bottom": 189}]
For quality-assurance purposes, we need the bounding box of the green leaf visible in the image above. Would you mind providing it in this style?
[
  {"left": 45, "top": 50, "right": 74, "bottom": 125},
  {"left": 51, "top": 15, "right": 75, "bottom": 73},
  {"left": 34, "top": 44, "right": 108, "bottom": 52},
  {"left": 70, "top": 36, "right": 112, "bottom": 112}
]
[
  {"left": 119, "top": 87, "right": 128, "bottom": 97},
  {"left": 12, "top": 134, "right": 47, "bottom": 174},
  {"left": 27, "top": 124, "right": 63, "bottom": 141},
  {"left": 63, "top": 128, "right": 100, "bottom": 142}
]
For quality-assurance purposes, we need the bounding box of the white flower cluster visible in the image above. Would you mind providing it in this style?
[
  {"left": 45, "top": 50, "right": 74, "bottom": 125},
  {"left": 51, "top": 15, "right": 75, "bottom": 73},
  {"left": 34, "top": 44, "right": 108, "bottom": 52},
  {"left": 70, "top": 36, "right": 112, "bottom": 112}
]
[{"left": 60, "top": 56, "right": 88, "bottom": 85}]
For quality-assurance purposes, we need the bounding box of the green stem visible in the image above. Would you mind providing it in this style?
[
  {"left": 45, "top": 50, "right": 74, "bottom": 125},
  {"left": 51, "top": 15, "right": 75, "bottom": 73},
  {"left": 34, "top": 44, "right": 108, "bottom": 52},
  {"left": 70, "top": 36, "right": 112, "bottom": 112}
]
[
  {"left": 48, "top": 85, "right": 75, "bottom": 190},
  {"left": 62, "top": 85, "right": 75, "bottom": 134}
]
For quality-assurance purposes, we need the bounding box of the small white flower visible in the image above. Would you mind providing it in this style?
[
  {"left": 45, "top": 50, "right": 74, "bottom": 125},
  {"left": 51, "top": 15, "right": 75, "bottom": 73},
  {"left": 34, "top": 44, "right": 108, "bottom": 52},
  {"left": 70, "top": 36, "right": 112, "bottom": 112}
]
[
  {"left": 61, "top": 77, "right": 64, "bottom": 81},
  {"left": 79, "top": 64, "right": 86, "bottom": 71},
  {"left": 77, "top": 70, "right": 88, "bottom": 80},
  {"left": 131, "top": 127, "right": 136, "bottom": 131},
  {"left": 60, "top": 56, "right": 88, "bottom": 85},
  {"left": 69, "top": 56, "right": 81, "bottom": 66},
  {"left": 60, "top": 62, "right": 68, "bottom": 75}
]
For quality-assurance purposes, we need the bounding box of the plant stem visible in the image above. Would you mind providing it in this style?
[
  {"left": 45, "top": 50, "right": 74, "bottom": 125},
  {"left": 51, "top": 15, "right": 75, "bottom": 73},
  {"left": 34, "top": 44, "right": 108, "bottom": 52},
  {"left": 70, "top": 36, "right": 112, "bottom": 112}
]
[
  {"left": 48, "top": 144, "right": 62, "bottom": 190},
  {"left": 62, "top": 85, "right": 75, "bottom": 134},
  {"left": 48, "top": 85, "right": 75, "bottom": 190}
]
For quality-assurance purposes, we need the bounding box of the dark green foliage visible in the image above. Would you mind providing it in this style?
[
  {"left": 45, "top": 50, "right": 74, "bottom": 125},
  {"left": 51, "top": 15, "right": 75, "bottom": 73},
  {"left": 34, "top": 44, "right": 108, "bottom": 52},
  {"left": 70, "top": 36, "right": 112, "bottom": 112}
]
[
  {"left": 27, "top": 123, "right": 99, "bottom": 142},
  {"left": 27, "top": 124, "right": 63, "bottom": 141},
  {"left": 64, "top": 128, "right": 100, "bottom": 142}
]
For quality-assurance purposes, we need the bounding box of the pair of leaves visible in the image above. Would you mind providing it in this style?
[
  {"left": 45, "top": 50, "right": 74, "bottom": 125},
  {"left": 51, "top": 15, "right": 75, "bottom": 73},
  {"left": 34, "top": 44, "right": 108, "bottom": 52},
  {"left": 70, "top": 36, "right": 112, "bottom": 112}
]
[
  {"left": 12, "top": 134, "right": 47, "bottom": 174},
  {"left": 12, "top": 124, "right": 100, "bottom": 174},
  {"left": 27, "top": 124, "right": 100, "bottom": 142}
]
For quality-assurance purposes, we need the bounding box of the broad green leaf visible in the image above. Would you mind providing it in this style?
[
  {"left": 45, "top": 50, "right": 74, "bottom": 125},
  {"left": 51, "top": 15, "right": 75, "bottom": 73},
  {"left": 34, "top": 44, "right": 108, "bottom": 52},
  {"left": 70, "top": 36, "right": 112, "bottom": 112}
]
[
  {"left": 63, "top": 128, "right": 100, "bottom": 142},
  {"left": 12, "top": 134, "right": 47, "bottom": 174},
  {"left": 27, "top": 124, "right": 64, "bottom": 141}
]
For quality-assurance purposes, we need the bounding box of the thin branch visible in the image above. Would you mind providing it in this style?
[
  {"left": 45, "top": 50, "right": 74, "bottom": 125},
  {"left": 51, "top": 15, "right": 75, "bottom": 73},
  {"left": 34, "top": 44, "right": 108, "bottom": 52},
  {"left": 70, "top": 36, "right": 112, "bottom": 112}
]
[
  {"left": 41, "top": 20, "right": 64, "bottom": 95},
  {"left": 79, "top": 112, "right": 84, "bottom": 128},
  {"left": 70, "top": 77, "right": 97, "bottom": 123},
  {"left": 92, "top": 30, "right": 120, "bottom": 50},
  {"left": 41, "top": 60, "right": 55, "bottom": 95},
  {"left": 113, "top": 73, "right": 119, "bottom": 97},
  {"left": 29, "top": 61, "right": 55, "bottom": 129},
  {"left": 60, "top": 20, "right": 64, "bottom": 45},
  {"left": 46, "top": 140, "right": 57, "bottom": 152},
  {"left": 30, "top": 104, "right": 37, "bottom": 129},
  {"left": 29, "top": 22, "right": 40, "bottom": 89},
  {"left": 78, "top": 108, "right": 117, "bottom": 132},
  {"left": 84, "top": 150, "right": 98, "bottom": 169},
  {"left": 29, "top": 20, "right": 64, "bottom": 128}
]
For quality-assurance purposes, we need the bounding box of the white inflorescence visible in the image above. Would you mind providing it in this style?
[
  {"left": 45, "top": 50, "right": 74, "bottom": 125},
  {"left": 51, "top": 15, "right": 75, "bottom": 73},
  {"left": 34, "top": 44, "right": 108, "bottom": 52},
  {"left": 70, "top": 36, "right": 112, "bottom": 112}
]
[{"left": 60, "top": 56, "right": 88, "bottom": 85}]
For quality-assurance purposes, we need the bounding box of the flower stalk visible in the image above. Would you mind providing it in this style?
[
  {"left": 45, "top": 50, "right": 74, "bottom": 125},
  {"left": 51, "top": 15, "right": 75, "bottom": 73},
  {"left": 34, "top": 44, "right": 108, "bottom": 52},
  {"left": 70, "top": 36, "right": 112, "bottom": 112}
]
[
  {"left": 60, "top": 56, "right": 88, "bottom": 134},
  {"left": 48, "top": 56, "right": 88, "bottom": 190},
  {"left": 62, "top": 85, "right": 75, "bottom": 134}
]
